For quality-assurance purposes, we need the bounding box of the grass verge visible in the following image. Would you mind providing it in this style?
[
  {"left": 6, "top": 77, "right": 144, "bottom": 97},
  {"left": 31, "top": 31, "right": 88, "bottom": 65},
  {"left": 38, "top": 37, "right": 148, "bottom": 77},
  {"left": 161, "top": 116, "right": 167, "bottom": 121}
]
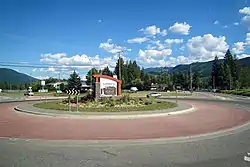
[
  {"left": 34, "top": 100, "right": 177, "bottom": 112},
  {"left": 123, "top": 91, "right": 192, "bottom": 97}
]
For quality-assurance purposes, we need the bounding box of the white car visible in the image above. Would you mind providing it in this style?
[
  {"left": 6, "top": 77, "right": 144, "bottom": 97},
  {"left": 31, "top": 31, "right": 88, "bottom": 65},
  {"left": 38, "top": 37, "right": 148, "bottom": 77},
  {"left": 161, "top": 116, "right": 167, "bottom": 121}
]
[
  {"left": 130, "top": 87, "right": 138, "bottom": 92},
  {"left": 24, "top": 91, "right": 34, "bottom": 96},
  {"left": 147, "top": 92, "right": 162, "bottom": 98}
]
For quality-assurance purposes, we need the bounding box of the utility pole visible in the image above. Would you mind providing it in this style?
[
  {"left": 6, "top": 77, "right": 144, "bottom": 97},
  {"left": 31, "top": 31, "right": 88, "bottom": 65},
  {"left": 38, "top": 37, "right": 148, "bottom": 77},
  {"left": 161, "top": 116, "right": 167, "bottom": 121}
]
[
  {"left": 117, "top": 51, "right": 123, "bottom": 80},
  {"left": 190, "top": 64, "right": 193, "bottom": 93}
]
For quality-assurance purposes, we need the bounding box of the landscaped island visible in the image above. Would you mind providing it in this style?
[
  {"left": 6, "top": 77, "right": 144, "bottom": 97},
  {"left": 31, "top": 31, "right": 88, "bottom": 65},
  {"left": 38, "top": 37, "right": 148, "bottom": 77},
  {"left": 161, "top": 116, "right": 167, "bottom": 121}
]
[{"left": 34, "top": 95, "right": 177, "bottom": 112}]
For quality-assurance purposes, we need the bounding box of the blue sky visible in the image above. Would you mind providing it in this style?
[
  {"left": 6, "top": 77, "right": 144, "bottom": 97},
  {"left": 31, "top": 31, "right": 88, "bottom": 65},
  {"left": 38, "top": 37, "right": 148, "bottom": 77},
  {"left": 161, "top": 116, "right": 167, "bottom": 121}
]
[{"left": 1, "top": 0, "right": 250, "bottom": 79}]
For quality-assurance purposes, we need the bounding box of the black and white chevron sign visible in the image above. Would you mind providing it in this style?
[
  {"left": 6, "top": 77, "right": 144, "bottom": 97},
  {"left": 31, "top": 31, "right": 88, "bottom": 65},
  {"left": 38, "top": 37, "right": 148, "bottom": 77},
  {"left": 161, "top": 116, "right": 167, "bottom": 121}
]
[{"left": 66, "top": 89, "right": 80, "bottom": 95}]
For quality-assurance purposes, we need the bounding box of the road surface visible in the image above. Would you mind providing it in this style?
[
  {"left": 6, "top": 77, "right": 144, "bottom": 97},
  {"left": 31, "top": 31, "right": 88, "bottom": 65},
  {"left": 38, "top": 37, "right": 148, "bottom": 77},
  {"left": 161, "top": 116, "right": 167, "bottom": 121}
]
[{"left": 0, "top": 99, "right": 249, "bottom": 166}]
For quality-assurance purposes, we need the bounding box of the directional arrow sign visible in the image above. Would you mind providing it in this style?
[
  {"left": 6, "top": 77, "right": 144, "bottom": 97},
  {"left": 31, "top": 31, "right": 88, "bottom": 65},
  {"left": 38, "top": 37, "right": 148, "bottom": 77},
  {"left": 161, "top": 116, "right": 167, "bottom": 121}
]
[{"left": 66, "top": 89, "right": 80, "bottom": 95}]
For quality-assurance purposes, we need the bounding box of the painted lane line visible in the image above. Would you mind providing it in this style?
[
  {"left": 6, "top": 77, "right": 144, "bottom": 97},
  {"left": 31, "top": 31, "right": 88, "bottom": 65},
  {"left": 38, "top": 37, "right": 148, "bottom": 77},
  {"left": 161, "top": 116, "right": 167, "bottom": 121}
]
[{"left": 244, "top": 152, "right": 250, "bottom": 162}]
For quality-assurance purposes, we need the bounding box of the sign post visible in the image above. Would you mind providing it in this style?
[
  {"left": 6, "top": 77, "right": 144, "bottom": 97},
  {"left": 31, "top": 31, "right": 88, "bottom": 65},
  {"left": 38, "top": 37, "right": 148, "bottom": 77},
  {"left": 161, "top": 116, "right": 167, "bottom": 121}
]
[
  {"left": 66, "top": 89, "right": 80, "bottom": 112},
  {"left": 76, "top": 95, "right": 79, "bottom": 112},
  {"left": 69, "top": 95, "right": 71, "bottom": 112}
]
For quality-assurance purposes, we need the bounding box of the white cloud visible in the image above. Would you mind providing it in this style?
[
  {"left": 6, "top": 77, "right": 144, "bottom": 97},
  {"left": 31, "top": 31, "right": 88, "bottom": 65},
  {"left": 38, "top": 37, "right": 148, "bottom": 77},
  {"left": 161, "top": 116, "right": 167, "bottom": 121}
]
[
  {"left": 139, "top": 49, "right": 172, "bottom": 60},
  {"left": 138, "top": 49, "right": 172, "bottom": 67},
  {"left": 147, "top": 39, "right": 183, "bottom": 51},
  {"left": 232, "top": 42, "right": 245, "bottom": 54},
  {"left": 35, "top": 76, "right": 49, "bottom": 80},
  {"left": 127, "top": 37, "right": 149, "bottom": 44},
  {"left": 46, "top": 67, "right": 56, "bottom": 72},
  {"left": 233, "top": 22, "right": 239, "bottom": 26},
  {"left": 186, "top": 34, "right": 228, "bottom": 62},
  {"left": 223, "top": 25, "right": 228, "bottom": 28},
  {"left": 169, "top": 22, "right": 191, "bottom": 35},
  {"left": 160, "top": 29, "right": 167, "bottom": 36},
  {"left": 214, "top": 20, "right": 219, "bottom": 25},
  {"left": 166, "top": 56, "right": 192, "bottom": 67},
  {"left": 99, "top": 39, "right": 129, "bottom": 54},
  {"left": 98, "top": 20, "right": 102, "bottom": 23},
  {"left": 241, "top": 15, "right": 250, "bottom": 28},
  {"left": 165, "top": 38, "right": 184, "bottom": 45},
  {"left": 245, "top": 33, "right": 250, "bottom": 45},
  {"left": 140, "top": 25, "right": 167, "bottom": 37},
  {"left": 149, "top": 40, "right": 166, "bottom": 50},
  {"left": 179, "top": 46, "right": 185, "bottom": 51},
  {"left": 58, "top": 54, "right": 92, "bottom": 65},
  {"left": 239, "top": 7, "right": 250, "bottom": 15},
  {"left": 237, "top": 54, "right": 250, "bottom": 59},
  {"left": 41, "top": 53, "right": 66, "bottom": 59},
  {"left": 40, "top": 53, "right": 119, "bottom": 71},
  {"left": 140, "top": 25, "right": 160, "bottom": 36}
]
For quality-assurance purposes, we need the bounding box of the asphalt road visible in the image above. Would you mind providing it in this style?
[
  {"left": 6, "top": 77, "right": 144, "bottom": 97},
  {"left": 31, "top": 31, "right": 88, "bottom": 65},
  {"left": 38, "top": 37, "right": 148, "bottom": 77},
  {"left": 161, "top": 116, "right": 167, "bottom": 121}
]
[
  {"left": 0, "top": 125, "right": 250, "bottom": 167},
  {"left": 0, "top": 97, "right": 250, "bottom": 167}
]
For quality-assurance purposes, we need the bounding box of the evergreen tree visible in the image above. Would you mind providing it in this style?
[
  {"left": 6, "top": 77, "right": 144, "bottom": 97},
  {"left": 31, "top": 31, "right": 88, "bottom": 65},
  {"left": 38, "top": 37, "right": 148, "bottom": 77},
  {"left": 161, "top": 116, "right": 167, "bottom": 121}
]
[
  {"left": 68, "top": 71, "right": 82, "bottom": 90},
  {"left": 86, "top": 68, "right": 99, "bottom": 85},
  {"left": 193, "top": 72, "right": 201, "bottom": 90},
  {"left": 101, "top": 66, "right": 113, "bottom": 76},
  {"left": 211, "top": 55, "right": 220, "bottom": 89},
  {"left": 223, "top": 49, "right": 235, "bottom": 89},
  {"left": 132, "top": 61, "right": 141, "bottom": 79},
  {"left": 239, "top": 67, "right": 250, "bottom": 88},
  {"left": 218, "top": 63, "right": 226, "bottom": 90}
]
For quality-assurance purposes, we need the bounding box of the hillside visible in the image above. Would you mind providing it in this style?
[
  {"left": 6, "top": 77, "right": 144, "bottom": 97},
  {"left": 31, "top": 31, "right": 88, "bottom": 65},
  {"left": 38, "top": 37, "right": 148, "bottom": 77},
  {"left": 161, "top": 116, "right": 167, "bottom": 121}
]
[
  {"left": 145, "top": 57, "right": 250, "bottom": 77},
  {"left": 0, "top": 68, "right": 38, "bottom": 84}
]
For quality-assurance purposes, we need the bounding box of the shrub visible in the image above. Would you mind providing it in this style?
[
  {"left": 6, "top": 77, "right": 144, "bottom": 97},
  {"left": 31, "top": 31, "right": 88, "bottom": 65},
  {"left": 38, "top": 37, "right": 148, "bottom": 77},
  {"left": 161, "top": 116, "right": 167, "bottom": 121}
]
[
  {"left": 242, "top": 92, "right": 250, "bottom": 96},
  {"left": 120, "top": 95, "right": 130, "bottom": 104}
]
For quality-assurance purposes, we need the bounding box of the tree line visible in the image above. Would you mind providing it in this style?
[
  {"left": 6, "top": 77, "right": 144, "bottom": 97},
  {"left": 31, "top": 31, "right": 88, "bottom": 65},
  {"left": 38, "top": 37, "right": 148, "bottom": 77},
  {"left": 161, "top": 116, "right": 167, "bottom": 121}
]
[
  {"left": 1, "top": 49, "right": 249, "bottom": 92},
  {"left": 86, "top": 58, "right": 203, "bottom": 91},
  {"left": 210, "top": 49, "right": 250, "bottom": 90}
]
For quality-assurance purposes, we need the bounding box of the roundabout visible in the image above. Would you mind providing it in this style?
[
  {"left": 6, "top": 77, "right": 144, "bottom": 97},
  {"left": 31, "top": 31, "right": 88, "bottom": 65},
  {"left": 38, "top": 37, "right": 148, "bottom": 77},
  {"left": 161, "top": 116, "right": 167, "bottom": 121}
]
[
  {"left": 0, "top": 96, "right": 250, "bottom": 166},
  {"left": 0, "top": 98, "right": 249, "bottom": 140}
]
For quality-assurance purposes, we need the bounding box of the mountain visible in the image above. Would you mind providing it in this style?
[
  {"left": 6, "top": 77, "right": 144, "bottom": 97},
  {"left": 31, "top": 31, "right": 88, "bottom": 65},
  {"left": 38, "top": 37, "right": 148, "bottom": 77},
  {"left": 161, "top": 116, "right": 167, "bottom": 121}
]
[
  {"left": 0, "top": 68, "right": 38, "bottom": 84},
  {"left": 144, "top": 67, "right": 174, "bottom": 75},
  {"left": 145, "top": 57, "right": 250, "bottom": 77}
]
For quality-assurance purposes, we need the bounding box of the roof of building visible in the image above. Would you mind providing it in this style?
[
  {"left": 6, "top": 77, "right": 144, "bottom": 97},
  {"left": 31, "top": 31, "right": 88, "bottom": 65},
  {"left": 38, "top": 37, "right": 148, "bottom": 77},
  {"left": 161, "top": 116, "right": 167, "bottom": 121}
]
[{"left": 93, "top": 74, "right": 122, "bottom": 83}]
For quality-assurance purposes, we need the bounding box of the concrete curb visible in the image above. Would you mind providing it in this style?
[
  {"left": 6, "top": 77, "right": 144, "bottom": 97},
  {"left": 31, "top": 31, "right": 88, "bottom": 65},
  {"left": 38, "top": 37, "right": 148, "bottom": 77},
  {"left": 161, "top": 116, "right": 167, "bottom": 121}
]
[{"left": 14, "top": 105, "right": 196, "bottom": 120}]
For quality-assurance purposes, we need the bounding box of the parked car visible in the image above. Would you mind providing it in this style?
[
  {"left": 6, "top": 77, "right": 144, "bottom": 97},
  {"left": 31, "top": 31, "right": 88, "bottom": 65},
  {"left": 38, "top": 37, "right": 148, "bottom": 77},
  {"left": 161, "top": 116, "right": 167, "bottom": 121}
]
[
  {"left": 130, "top": 87, "right": 138, "bottom": 93},
  {"left": 24, "top": 91, "right": 34, "bottom": 96},
  {"left": 147, "top": 92, "right": 162, "bottom": 98}
]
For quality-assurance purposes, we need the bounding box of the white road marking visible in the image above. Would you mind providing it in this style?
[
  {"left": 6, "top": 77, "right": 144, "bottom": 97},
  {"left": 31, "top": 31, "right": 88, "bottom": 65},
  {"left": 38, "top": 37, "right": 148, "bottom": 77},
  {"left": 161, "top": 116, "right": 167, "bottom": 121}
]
[{"left": 244, "top": 152, "right": 250, "bottom": 162}]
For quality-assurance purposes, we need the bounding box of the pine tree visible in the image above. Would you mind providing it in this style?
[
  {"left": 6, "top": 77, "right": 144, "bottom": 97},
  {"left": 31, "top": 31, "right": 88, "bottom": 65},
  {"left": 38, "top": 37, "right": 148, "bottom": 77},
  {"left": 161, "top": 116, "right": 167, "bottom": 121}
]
[
  {"left": 68, "top": 71, "right": 82, "bottom": 90},
  {"left": 101, "top": 66, "right": 113, "bottom": 76},
  {"left": 218, "top": 64, "right": 226, "bottom": 90},
  {"left": 193, "top": 72, "right": 201, "bottom": 90},
  {"left": 211, "top": 55, "right": 220, "bottom": 89},
  {"left": 224, "top": 49, "right": 235, "bottom": 89},
  {"left": 86, "top": 68, "right": 99, "bottom": 85}
]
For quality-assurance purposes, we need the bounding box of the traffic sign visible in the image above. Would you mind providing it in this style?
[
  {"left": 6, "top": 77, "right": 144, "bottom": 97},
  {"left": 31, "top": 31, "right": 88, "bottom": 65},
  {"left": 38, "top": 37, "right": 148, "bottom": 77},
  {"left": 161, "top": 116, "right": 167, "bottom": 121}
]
[{"left": 66, "top": 89, "right": 80, "bottom": 95}]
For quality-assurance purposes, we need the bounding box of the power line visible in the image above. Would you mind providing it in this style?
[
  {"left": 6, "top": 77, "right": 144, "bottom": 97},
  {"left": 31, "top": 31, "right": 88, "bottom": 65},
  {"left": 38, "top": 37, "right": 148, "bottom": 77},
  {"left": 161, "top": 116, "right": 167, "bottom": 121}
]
[{"left": 0, "top": 63, "right": 99, "bottom": 70}]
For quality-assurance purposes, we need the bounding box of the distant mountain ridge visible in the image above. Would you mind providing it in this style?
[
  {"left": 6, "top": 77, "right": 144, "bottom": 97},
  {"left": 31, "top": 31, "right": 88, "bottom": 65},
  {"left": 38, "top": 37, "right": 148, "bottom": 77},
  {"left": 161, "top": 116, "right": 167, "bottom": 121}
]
[
  {"left": 0, "top": 68, "right": 38, "bottom": 84},
  {"left": 145, "top": 57, "right": 250, "bottom": 77}
]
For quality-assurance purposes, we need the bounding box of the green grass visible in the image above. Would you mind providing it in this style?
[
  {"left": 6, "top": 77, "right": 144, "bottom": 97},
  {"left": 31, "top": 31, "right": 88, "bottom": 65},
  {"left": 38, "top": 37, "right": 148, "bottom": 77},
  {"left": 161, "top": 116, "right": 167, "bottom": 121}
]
[
  {"left": 0, "top": 92, "right": 24, "bottom": 98},
  {"left": 34, "top": 92, "right": 56, "bottom": 96},
  {"left": 34, "top": 100, "right": 177, "bottom": 112},
  {"left": 123, "top": 91, "right": 192, "bottom": 97},
  {"left": 220, "top": 89, "right": 250, "bottom": 96}
]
